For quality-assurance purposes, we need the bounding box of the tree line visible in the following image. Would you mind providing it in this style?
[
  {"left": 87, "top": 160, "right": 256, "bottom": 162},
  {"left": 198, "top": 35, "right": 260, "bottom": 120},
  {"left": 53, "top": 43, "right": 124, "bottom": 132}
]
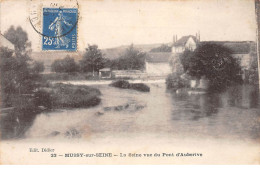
[{"left": 51, "top": 44, "right": 146, "bottom": 74}]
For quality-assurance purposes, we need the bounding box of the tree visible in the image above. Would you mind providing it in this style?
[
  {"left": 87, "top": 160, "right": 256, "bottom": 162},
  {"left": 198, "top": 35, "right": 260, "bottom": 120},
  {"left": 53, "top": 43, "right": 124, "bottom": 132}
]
[
  {"left": 1, "top": 26, "right": 42, "bottom": 107},
  {"left": 4, "top": 26, "right": 31, "bottom": 53},
  {"left": 123, "top": 45, "right": 146, "bottom": 70},
  {"left": 51, "top": 56, "right": 78, "bottom": 73},
  {"left": 32, "top": 61, "right": 45, "bottom": 73},
  {"left": 80, "top": 45, "right": 104, "bottom": 75},
  {"left": 179, "top": 49, "right": 194, "bottom": 72},
  {"left": 111, "top": 45, "right": 146, "bottom": 70},
  {"left": 185, "top": 43, "right": 242, "bottom": 91}
]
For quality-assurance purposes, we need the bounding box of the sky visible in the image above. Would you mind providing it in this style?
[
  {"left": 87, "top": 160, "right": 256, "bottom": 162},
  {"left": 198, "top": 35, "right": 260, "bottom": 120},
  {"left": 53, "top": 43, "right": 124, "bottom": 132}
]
[{"left": 0, "top": 0, "right": 257, "bottom": 51}]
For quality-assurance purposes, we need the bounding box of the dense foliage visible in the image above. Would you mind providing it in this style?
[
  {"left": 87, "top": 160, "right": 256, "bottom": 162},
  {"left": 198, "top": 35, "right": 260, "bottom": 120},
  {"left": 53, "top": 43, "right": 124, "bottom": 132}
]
[
  {"left": 32, "top": 61, "right": 45, "bottom": 73},
  {"left": 0, "top": 26, "right": 46, "bottom": 139},
  {"left": 35, "top": 83, "right": 101, "bottom": 108},
  {"left": 110, "top": 80, "right": 150, "bottom": 92},
  {"left": 51, "top": 56, "right": 78, "bottom": 73},
  {"left": 110, "top": 45, "right": 146, "bottom": 70},
  {"left": 180, "top": 44, "right": 242, "bottom": 91},
  {"left": 1, "top": 27, "right": 44, "bottom": 107},
  {"left": 179, "top": 50, "right": 194, "bottom": 72},
  {"left": 79, "top": 45, "right": 105, "bottom": 74},
  {"left": 166, "top": 74, "right": 190, "bottom": 90},
  {"left": 4, "top": 26, "right": 31, "bottom": 52}
]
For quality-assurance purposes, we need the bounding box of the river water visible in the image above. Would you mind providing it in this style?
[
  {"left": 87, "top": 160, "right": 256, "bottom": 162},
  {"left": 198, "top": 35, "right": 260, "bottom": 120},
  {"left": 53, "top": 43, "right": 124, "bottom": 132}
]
[
  {"left": 24, "top": 82, "right": 260, "bottom": 143},
  {"left": 1, "top": 82, "right": 260, "bottom": 164}
]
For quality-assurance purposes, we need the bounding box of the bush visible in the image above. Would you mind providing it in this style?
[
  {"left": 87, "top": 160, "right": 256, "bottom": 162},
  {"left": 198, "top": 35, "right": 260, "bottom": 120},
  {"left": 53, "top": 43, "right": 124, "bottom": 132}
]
[
  {"left": 110, "top": 80, "right": 150, "bottom": 92},
  {"left": 32, "top": 61, "right": 45, "bottom": 73},
  {"left": 51, "top": 56, "right": 78, "bottom": 73},
  {"left": 110, "top": 80, "right": 130, "bottom": 89},
  {"left": 166, "top": 74, "right": 189, "bottom": 90},
  {"left": 34, "top": 89, "right": 53, "bottom": 108},
  {"left": 130, "top": 83, "right": 150, "bottom": 92}
]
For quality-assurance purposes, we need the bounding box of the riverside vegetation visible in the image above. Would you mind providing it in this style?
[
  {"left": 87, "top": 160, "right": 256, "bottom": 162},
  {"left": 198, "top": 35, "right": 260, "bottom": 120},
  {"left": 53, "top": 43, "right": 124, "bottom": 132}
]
[
  {"left": 0, "top": 26, "right": 102, "bottom": 139},
  {"left": 166, "top": 44, "right": 247, "bottom": 92},
  {"left": 110, "top": 80, "right": 150, "bottom": 92}
]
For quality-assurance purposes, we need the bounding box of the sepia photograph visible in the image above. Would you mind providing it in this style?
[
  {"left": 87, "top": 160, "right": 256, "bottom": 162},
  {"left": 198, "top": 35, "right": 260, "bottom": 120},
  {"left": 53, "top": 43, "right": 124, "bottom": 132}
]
[{"left": 0, "top": 0, "right": 259, "bottom": 165}]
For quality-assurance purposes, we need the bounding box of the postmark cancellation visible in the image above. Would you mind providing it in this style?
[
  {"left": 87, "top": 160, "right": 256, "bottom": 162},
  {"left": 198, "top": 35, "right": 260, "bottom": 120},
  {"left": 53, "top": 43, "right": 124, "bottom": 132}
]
[{"left": 29, "top": 0, "right": 78, "bottom": 51}]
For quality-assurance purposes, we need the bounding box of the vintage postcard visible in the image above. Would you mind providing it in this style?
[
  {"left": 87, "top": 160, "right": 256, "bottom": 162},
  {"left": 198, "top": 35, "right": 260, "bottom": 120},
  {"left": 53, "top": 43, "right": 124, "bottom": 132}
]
[{"left": 0, "top": 0, "right": 259, "bottom": 165}]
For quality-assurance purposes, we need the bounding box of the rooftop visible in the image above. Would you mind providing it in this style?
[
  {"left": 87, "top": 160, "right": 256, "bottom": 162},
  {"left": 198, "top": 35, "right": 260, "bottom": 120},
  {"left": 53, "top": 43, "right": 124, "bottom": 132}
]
[{"left": 173, "top": 35, "right": 198, "bottom": 47}]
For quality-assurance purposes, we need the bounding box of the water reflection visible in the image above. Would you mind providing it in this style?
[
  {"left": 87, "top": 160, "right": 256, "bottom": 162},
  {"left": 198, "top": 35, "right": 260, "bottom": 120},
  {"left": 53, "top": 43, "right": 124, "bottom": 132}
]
[
  {"left": 226, "top": 85, "right": 260, "bottom": 108},
  {"left": 249, "top": 86, "right": 259, "bottom": 108},
  {"left": 0, "top": 109, "right": 38, "bottom": 139},
  {"left": 171, "top": 93, "right": 222, "bottom": 121},
  {"left": 170, "top": 85, "right": 260, "bottom": 140}
]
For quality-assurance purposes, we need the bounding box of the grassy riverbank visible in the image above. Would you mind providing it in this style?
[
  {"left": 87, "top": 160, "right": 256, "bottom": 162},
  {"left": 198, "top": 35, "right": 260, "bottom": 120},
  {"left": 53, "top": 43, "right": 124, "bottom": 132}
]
[{"left": 36, "top": 83, "right": 102, "bottom": 109}]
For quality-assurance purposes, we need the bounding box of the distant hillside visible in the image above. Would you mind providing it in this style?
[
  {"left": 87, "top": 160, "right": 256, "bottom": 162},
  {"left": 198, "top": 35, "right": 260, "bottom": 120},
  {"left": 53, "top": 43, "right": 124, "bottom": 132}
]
[
  {"left": 31, "top": 51, "right": 83, "bottom": 67},
  {"left": 102, "top": 43, "right": 171, "bottom": 60},
  {"left": 30, "top": 43, "right": 171, "bottom": 67}
]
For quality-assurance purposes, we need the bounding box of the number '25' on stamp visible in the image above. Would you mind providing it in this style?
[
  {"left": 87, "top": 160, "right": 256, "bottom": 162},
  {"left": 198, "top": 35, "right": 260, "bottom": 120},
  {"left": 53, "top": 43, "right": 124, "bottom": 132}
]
[{"left": 42, "top": 8, "right": 77, "bottom": 51}]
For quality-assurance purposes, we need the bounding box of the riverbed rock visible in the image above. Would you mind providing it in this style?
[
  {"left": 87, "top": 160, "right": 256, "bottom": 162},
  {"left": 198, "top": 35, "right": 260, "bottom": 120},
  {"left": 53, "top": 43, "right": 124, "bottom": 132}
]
[
  {"left": 48, "top": 131, "right": 60, "bottom": 137},
  {"left": 114, "top": 105, "right": 124, "bottom": 111},
  {"left": 103, "top": 107, "right": 112, "bottom": 111},
  {"left": 65, "top": 128, "right": 81, "bottom": 138},
  {"left": 95, "top": 111, "right": 104, "bottom": 116}
]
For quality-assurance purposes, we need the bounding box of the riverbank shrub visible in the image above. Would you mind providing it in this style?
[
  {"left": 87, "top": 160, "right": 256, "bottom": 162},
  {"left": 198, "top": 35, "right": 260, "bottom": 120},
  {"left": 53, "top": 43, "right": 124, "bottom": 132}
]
[
  {"left": 166, "top": 74, "right": 190, "bottom": 90},
  {"left": 34, "top": 83, "right": 102, "bottom": 109},
  {"left": 110, "top": 80, "right": 130, "bottom": 89},
  {"left": 130, "top": 83, "right": 150, "bottom": 92},
  {"left": 110, "top": 80, "right": 150, "bottom": 92},
  {"left": 51, "top": 56, "right": 78, "bottom": 73}
]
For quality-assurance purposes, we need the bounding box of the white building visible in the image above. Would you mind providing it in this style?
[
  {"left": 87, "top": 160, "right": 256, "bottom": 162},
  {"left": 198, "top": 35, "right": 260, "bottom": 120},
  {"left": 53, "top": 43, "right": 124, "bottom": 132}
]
[
  {"left": 145, "top": 52, "right": 172, "bottom": 76},
  {"left": 172, "top": 35, "right": 198, "bottom": 53}
]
